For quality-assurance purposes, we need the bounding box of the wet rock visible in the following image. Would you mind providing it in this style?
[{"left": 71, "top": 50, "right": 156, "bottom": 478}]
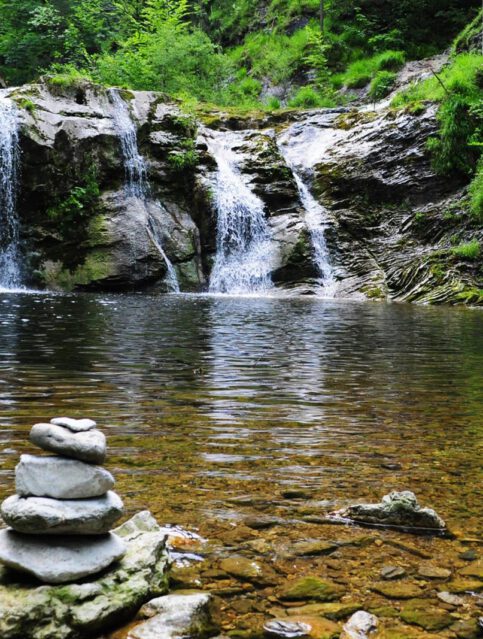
[
  {"left": 244, "top": 516, "right": 283, "bottom": 530},
  {"left": 50, "top": 417, "right": 97, "bottom": 432},
  {"left": 445, "top": 578, "right": 483, "bottom": 593},
  {"left": 286, "top": 602, "right": 362, "bottom": 621},
  {"left": 437, "top": 591, "right": 465, "bottom": 606},
  {"left": 30, "top": 423, "right": 106, "bottom": 464},
  {"left": 269, "top": 616, "right": 340, "bottom": 639},
  {"left": 0, "top": 529, "right": 125, "bottom": 583},
  {"left": 453, "top": 618, "right": 482, "bottom": 639},
  {"left": 371, "top": 582, "right": 424, "bottom": 599},
  {"left": 279, "top": 577, "right": 345, "bottom": 602},
  {"left": 220, "top": 557, "right": 269, "bottom": 585},
  {"left": 281, "top": 490, "right": 313, "bottom": 500},
  {"left": 341, "top": 611, "right": 378, "bottom": 639},
  {"left": 417, "top": 564, "right": 451, "bottom": 580},
  {"left": 459, "top": 549, "right": 478, "bottom": 561},
  {"left": 289, "top": 540, "right": 339, "bottom": 557},
  {"left": 0, "top": 511, "right": 169, "bottom": 638},
  {"left": 399, "top": 602, "right": 453, "bottom": 631},
  {"left": 1, "top": 491, "right": 123, "bottom": 534},
  {"left": 132, "top": 592, "right": 219, "bottom": 639},
  {"left": 15, "top": 454, "right": 115, "bottom": 499},
  {"left": 330, "top": 491, "right": 446, "bottom": 532},
  {"left": 380, "top": 566, "right": 406, "bottom": 580},
  {"left": 459, "top": 559, "right": 483, "bottom": 580},
  {"left": 264, "top": 620, "right": 311, "bottom": 638}
]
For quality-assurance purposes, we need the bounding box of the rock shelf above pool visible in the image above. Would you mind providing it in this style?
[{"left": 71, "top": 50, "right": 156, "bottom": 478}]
[{"left": 0, "top": 417, "right": 126, "bottom": 583}]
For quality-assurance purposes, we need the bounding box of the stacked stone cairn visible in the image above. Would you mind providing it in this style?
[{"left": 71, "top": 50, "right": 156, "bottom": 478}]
[{"left": 0, "top": 417, "right": 126, "bottom": 584}]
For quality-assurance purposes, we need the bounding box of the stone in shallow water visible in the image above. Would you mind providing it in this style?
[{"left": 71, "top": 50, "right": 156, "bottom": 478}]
[
  {"left": 15, "top": 454, "right": 114, "bottom": 499},
  {"left": 50, "top": 417, "right": 97, "bottom": 432},
  {"left": 264, "top": 620, "right": 312, "bottom": 638},
  {"left": 331, "top": 491, "right": 446, "bottom": 531},
  {"left": 30, "top": 422, "right": 106, "bottom": 463},
  {"left": 341, "top": 611, "right": 378, "bottom": 639},
  {"left": 0, "top": 529, "right": 125, "bottom": 583},
  {"left": 279, "top": 576, "right": 345, "bottom": 602},
  {"left": 1, "top": 491, "right": 123, "bottom": 534}
]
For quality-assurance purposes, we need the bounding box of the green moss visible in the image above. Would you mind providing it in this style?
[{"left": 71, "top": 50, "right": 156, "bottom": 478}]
[
  {"left": 451, "top": 239, "right": 480, "bottom": 259},
  {"left": 469, "top": 156, "right": 483, "bottom": 221},
  {"left": 400, "top": 604, "right": 453, "bottom": 631},
  {"left": 369, "top": 71, "right": 397, "bottom": 100},
  {"left": 280, "top": 577, "right": 345, "bottom": 602},
  {"left": 13, "top": 97, "right": 36, "bottom": 113}
]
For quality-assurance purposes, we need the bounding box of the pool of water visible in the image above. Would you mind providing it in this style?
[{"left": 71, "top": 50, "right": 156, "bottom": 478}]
[{"left": 0, "top": 292, "right": 482, "bottom": 636}]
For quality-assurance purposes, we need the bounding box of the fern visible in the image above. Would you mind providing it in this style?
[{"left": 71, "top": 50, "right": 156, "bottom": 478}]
[{"left": 142, "top": 0, "right": 190, "bottom": 32}]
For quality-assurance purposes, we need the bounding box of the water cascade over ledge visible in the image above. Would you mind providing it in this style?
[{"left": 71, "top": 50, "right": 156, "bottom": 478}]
[
  {"left": 108, "top": 89, "right": 180, "bottom": 292},
  {"left": 0, "top": 95, "right": 22, "bottom": 290},
  {"left": 205, "top": 131, "right": 275, "bottom": 295}
]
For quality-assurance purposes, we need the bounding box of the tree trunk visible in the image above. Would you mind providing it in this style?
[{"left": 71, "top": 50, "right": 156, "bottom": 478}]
[{"left": 319, "top": 0, "right": 324, "bottom": 33}]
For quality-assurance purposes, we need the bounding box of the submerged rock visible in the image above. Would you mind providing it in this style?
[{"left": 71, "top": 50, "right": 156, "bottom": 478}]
[
  {"left": 279, "top": 577, "right": 345, "bottom": 602},
  {"left": 0, "top": 530, "right": 125, "bottom": 583},
  {"left": 30, "top": 422, "right": 106, "bottom": 464},
  {"left": 264, "top": 620, "right": 312, "bottom": 638},
  {"left": 0, "top": 511, "right": 169, "bottom": 639},
  {"left": 15, "top": 454, "right": 115, "bottom": 499},
  {"left": 1, "top": 491, "right": 123, "bottom": 534},
  {"left": 330, "top": 491, "right": 446, "bottom": 532}
]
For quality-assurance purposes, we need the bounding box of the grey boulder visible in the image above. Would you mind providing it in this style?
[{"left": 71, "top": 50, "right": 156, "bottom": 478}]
[
  {"left": 0, "top": 529, "right": 125, "bottom": 584},
  {"left": 30, "top": 422, "right": 106, "bottom": 463},
  {"left": 15, "top": 454, "right": 115, "bottom": 499},
  {"left": 1, "top": 491, "right": 123, "bottom": 535},
  {"left": 331, "top": 491, "right": 446, "bottom": 532},
  {"left": 50, "top": 417, "right": 97, "bottom": 432}
]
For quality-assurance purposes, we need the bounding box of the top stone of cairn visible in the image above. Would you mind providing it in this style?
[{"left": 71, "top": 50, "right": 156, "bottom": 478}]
[{"left": 50, "top": 417, "right": 97, "bottom": 432}]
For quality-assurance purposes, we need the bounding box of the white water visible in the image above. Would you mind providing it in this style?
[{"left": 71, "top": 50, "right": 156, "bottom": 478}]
[
  {"left": 278, "top": 122, "right": 338, "bottom": 295},
  {"left": 108, "top": 89, "right": 179, "bottom": 292},
  {"left": 205, "top": 132, "right": 274, "bottom": 295},
  {"left": 0, "top": 95, "right": 22, "bottom": 290}
]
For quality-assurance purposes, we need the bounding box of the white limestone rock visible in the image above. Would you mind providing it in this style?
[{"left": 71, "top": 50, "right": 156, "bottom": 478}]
[
  {"left": 341, "top": 611, "right": 378, "bottom": 639},
  {"left": 30, "top": 422, "right": 106, "bottom": 463},
  {"left": 50, "top": 417, "right": 97, "bottom": 432},
  {"left": 1, "top": 491, "right": 123, "bottom": 535},
  {"left": 15, "top": 454, "right": 114, "bottom": 499},
  {"left": 0, "top": 529, "right": 125, "bottom": 584}
]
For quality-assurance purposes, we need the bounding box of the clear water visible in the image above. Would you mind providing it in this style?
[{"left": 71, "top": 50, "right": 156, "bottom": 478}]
[
  {"left": 0, "top": 292, "right": 481, "bottom": 636},
  {"left": 205, "top": 131, "right": 275, "bottom": 295},
  {"left": 108, "top": 89, "right": 179, "bottom": 292},
  {"left": 0, "top": 96, "right": 21, "bottom": 290}
]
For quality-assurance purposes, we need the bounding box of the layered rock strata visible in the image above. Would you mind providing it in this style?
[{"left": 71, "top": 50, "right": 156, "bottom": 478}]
[{"left": 0, "top": 416, "right": 126, "bottom": 583}]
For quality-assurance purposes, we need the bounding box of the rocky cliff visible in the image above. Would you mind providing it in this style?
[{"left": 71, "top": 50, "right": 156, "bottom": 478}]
[{"left": 4, "top": 78, "right": 482, "bottom": 304}]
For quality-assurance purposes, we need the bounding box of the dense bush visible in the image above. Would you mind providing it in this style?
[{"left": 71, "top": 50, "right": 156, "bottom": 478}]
[{"left": 368, "top": 71, "right": 396, "bottom": 100}]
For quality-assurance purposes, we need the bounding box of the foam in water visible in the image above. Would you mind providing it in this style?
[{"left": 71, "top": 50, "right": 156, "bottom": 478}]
[
  {"left": 108, "top": 89, "right": 179, "bottom": 292},
  {"left": 0, "top": 95, "right": 22, "bottom": 289},
  {"left": 278, "top": 126, "right": 337, "bottom": 295},
  {"left": 205, "top": 131, "right": 274, "bottom": 295}
]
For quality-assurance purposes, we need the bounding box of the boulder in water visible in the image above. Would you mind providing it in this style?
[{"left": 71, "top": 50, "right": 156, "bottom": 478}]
[
  {"left": 1, "top": 491, "right": 123, "bottom": 534},
  {"left": 330, "top": 491, "right": 446, "bottom": 532},
  {"left": 29, "top": 422, "right": 106, "bottom": 463},
  {"left": 15, "top": 454, "right": 114, "bottom": 499}
]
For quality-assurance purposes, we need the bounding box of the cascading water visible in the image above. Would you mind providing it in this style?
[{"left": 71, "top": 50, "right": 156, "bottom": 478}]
[
  {"left": 278, "top": 124, "right": 337, "bottom": 295},
  {"left": 205, "top": 131, "right": 274, "bottom": 295},
  {"left": 108, "top": 89, "right": 179, "bottom": 292},
  {"left": 0, "top": 95, "right": 22, "bottom": 290}
]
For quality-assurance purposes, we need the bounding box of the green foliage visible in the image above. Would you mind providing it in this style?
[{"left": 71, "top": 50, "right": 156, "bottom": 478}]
[
  {"left": 288, "top": 85, "right": 335, "bottom": 108},
  {"left": 338, "top": 50, "right": 405, "bottom": 89},
  {"left": 369, "top": 71, "right": 396, "bottom": 100},
  {"left": 167, "top": 139, "right": 199, "bottom": 171},
  {"left": 469, "top": 157, "right": 483, "bottom": 221},
  {"left": 451, "top": 239, "right": 480, "bottom": 260}
]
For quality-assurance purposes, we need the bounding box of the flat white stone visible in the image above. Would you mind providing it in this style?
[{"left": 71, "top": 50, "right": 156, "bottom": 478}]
[
  {"left": 1, "top": 491, "right": 124, "bottom": 535},
  {"left": 30, "top": 423, "right": 106, "bottom": 463},
  {"left": 50, "top": 417, "right": 97, "bottom": 432},
  {"left": 0, "top": 529, "right": 126, "bottom": 583},
  {"left": 15, "top": 454, "right": 115, "bottom": 499}
]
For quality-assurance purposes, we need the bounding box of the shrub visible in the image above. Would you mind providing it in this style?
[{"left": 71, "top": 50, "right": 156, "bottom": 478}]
[
  {"left": 451, "top": 239, "right": 480, "bottom": 259},
  {"left": 469, "top": 157, "right": 483, "bottom": 220},
  {"left": 339, "top": 49, "right": 405, "bottom": 89},
  {"left": 376, "top": 49, "right": 406, "bottom": 71},
  {"left": 264, "top": 96, "right": 281, "bottom": 110},
  {"left": 369, "top": 71, "right": 397, "bottom": 100},
  {"left": 288, "top": 85, "right": 335, "bottom": 108}
]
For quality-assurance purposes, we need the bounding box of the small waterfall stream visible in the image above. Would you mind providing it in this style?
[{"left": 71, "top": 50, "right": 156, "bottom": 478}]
[
  {"left": 0, "top": 95, "right": 22, "bottom": 290},
  {"left": 205, "top": 131, "right": 274, "bottom": 295},
  {"left": 108, "top": 89, "right": 179, "bottom": 292}
]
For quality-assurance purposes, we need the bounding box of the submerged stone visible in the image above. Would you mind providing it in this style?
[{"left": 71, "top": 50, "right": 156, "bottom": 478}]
[
  {"left": 370, "top": 582, "right": 423, "bottom": 599},
  {"left": 331, "top": 491, "right": 446, "bottom": 532},
  {"left": 30, "top": 423, "right": 106, "bottom": 463},
  {"left": 50, "top": 417, "right": 97, "bottom": 432},
  {"left": 279, "top": 577, "right": 345, "bottom": 602},
  {"left": 380, "top": 566, "right": 406, "bottom": 580},
  {"left": 0, "top": 529, "right": 125, "bottom": 583},
  {"left": 417, "top": 563, "right": 451, "bottom": 580},
  {"left": 15, "top": 454, "right": 114, "bottom": 499},
  {"left": 400, "top": 603, "right": 453, "bottom": 631},
  {"left": 1, "top": 491, "right": 123, "bottom": 534},
  {"left": 264, "top": 619, "right": 312, "bottom": 638},
  {"left": 0, "top": 511, "right": 169, "bottom": 638}
]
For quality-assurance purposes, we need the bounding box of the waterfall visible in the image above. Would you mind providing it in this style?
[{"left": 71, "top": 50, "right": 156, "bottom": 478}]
[
  {"left": 0, "top": 95, "right": 22, "bottom": 290},
  {"left": 278, "top": 134, "right": 336, "bottom": 295},
  {"left": 108, "top": 89, "right": 179, "bottom": 292},
  {"left": 205, "top": 132, "right": 274, "bottom": 295}
]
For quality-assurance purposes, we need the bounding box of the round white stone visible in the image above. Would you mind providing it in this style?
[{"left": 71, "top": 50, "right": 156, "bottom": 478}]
[
  {"left": 15, "top": 454, "right": 115, "bottom": 499},
  {"left": 30, "top": 423, "right": 106, "bottom": 464},
  {"left": 50, "top": 417, "right": 97, "bottom": 432}
]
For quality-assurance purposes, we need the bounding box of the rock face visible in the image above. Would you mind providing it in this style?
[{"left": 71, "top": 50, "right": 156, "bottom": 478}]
[
  {"left": 15, "top": 454, "right": 114, "bottom": 498},
  {"left": 0, "top": 511, "right": 170, "bottom": 639},
  {"left": 331, "top": 491, "right": 447, "bottom": 532},
  {"left": 29, "top": 422, "right": 106, "bottom": 463},
  {"left": 0, "top": 530, "right": 125, "bottom": 583},
  {"left": 1, "top": 491, "right": 124, "bottom": 535},
  {"left": 3, "top": 79, "right": 480, "bottom": 303}
]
